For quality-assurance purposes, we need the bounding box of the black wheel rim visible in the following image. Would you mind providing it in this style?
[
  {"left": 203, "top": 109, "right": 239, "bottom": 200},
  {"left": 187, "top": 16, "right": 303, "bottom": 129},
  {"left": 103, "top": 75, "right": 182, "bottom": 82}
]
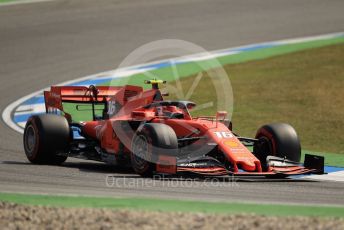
[
  {"left": 132, "top": 135, "right": 150, "bottom": 171},
  {"left": 24, "top": 125, "right": 36, "bottom": 157}
]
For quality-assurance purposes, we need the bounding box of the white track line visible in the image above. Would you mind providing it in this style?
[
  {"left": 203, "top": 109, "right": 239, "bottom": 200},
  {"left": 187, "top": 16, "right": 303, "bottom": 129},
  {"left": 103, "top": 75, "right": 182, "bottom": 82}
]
[
  {"left": 303, "top": 171, "right": 344, "bottom": 182},
  {"left": 2, "top": 32, "right": 344, "bottom": 134},
  {"left": 15, "top": 103, "right": 46, "bottom": 115},
  {"left": 0, "top": 0, "right": 55, "bottom": 7}
]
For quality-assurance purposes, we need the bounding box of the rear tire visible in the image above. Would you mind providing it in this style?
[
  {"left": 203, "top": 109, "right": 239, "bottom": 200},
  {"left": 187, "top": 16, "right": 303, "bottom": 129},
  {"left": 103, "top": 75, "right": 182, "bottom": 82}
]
[
  {"left": 253, "top": 123, "right": 301, "bottom": 171},
  {"left": 131, "top": 123, "right": 178, "bottom": 177},
  {"left": 23, "top": 114, "right": 70, "bottom": 164}
]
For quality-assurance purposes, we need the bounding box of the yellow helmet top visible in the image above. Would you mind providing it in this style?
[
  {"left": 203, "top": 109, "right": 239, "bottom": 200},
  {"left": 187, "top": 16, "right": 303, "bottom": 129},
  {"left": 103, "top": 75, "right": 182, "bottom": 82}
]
[{"left": 144, "top": 79, "right": 166, "bottom": 89}]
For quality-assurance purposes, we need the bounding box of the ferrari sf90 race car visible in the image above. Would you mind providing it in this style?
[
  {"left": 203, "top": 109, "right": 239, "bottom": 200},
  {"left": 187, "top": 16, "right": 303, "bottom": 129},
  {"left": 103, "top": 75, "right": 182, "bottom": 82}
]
[{"left": 23, "top": 80, "right": 324, "bottom": 178}]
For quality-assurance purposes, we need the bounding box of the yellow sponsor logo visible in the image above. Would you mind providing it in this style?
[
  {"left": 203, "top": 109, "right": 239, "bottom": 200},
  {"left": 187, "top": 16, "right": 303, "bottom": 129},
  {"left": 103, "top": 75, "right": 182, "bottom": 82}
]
[{"left": 224, "top": 140, "right": 239, "bottom": 147}]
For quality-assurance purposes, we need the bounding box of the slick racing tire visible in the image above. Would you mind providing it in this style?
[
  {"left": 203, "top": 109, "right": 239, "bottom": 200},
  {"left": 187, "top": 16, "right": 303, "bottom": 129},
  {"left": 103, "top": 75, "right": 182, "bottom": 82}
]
[
  {"left": 131, "top": 123, "right": 178, "bottom": 177},
  {"left": 23, "top": 114, "right": 70, "bottom": 165},
  {"left": 253, "top": 123, "right": 301, "bottom": 171}
]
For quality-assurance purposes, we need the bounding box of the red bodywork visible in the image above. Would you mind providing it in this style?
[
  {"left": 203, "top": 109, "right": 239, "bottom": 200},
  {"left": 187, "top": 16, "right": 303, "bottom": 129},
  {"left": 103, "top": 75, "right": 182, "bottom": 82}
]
[{"left": 43, "top": 84, "right": 317, "bottom": 177}]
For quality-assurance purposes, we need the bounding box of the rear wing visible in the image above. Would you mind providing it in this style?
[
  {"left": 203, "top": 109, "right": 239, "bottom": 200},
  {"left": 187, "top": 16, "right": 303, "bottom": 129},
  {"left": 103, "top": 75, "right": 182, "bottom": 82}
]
[{"left": 43, "top": 85, "right": 142, "bottom": 121}]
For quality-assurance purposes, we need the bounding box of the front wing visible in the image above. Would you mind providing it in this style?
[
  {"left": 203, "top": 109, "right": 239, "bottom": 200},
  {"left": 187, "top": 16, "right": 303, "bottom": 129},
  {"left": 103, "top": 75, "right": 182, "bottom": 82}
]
[{"left": 156, "top": 154, "right": 324, "bottom": 178}]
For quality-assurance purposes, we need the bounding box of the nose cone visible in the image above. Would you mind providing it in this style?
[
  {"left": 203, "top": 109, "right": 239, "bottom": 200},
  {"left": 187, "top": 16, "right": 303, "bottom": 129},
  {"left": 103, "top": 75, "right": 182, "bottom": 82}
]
[{"left": 241, "top": 160, "right": 256, "bottom": 172}]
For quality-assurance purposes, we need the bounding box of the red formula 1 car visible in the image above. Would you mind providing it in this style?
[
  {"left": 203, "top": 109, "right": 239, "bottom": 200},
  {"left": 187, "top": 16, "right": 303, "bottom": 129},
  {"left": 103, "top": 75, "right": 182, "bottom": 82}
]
[{"left": 23, "top": 80, "right": 324, "bottom": 178}]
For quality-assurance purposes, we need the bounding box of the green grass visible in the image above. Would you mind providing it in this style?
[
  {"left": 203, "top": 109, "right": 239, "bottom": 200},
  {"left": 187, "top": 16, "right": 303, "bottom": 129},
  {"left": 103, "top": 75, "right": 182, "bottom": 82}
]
[
  {"left": 0, "top": 0, "right": 16, "bottom": 3},
  {"left": 1, "top": 193, "right": 343, "bottom": 217},
  {"left": 63, "top": 102, "right": 105, "bottom": 122},
  {"left": 99, "top": 36, "right": 344, "bottom": 89},
  {"left": 166, "top": 44, "right": 344, "bottom": 157}
]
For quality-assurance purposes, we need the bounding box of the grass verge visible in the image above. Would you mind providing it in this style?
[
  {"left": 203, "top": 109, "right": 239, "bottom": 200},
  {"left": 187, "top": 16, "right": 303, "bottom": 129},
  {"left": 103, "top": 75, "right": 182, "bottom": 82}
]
[
  {"left": 1, "top": 193, "right": 344, "bottom": 217},
  {"left": 0, "top": 0, "right": 16, "bottom": 3},
  {"left": 99, "top": 35, "right": 344, "bottom": 88},
  {"left": 166, "top": 44, "right": 344, "bottom": 156}
]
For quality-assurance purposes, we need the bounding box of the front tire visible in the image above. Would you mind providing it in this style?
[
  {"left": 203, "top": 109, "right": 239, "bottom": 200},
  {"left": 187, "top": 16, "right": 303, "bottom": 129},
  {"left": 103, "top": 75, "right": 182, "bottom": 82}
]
[
  {"left": 131, "top": 123, "right": 178, "bottom": 177},
  {"left": 23, "top": 114, "right": 70, "bottom": 164},
  {"left": 253, "top": 123, "right": 301, "bottom": 171}
]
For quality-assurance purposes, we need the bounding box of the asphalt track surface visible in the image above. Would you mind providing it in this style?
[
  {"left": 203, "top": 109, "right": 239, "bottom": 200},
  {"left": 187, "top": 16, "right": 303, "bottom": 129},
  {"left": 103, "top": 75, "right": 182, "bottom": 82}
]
[{"left": 1, "top": 0, "right": 344, "bottom": 206}]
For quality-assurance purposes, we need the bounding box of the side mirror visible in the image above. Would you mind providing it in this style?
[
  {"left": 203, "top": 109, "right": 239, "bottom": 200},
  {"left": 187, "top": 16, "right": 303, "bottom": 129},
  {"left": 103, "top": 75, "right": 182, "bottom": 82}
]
[
  {"left": 216, "top": 111, "right": 227, "bottom": 127},
  {"left": 216, "top": 111, "right": 227, "bottom": 120}
]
